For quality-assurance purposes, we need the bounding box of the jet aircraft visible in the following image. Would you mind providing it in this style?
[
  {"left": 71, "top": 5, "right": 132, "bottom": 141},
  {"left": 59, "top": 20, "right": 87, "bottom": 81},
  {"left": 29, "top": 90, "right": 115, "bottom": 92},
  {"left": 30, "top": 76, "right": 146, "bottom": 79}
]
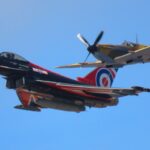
[
  {"left": 0, "top": 51, "right": 149, "bottom": 112},
  {"left": 57, "top": 31, "right": 150, "bottom": 68}
]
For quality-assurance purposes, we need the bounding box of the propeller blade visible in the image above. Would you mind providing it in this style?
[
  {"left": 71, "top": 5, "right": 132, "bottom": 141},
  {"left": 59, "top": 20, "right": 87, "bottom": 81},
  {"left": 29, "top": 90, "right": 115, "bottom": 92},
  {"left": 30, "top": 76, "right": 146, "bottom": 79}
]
[
  {"left": 84, "top": 52, "right": 91, "bottom": 63},
  {"left": 93, "top": 31, "right": 104, "bottom": 45},
  {"left": 77, "top": 33, "right": 90, "bottom": 48}
]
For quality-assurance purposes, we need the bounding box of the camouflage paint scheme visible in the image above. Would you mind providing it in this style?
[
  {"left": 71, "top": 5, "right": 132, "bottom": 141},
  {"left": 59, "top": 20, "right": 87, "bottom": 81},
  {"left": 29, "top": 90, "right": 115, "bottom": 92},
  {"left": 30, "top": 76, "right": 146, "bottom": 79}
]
[{"left": 95, "top": 42, "right": 147, "bottom": 59}]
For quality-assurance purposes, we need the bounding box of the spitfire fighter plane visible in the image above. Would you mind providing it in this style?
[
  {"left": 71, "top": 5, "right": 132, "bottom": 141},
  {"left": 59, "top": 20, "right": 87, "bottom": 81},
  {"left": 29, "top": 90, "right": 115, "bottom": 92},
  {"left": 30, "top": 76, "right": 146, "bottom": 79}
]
[
  {"left": 0, "top": 51, "right": 149, "bottom": 112},
  {"left": 57, "top": 31, "right": 150, "bottom": 68}
]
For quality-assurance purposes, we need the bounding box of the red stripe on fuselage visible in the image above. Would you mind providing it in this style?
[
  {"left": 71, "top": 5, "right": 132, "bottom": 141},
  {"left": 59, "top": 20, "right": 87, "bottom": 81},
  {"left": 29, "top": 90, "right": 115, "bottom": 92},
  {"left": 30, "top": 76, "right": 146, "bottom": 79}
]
[{"left": 29, "top": 62, "right": 73, "bottom": 80}]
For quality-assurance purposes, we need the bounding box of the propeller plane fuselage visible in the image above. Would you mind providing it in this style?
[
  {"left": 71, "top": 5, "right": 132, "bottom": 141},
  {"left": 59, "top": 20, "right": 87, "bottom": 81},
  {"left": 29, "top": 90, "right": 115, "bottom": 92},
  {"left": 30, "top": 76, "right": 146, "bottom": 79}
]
[
  {"left": 95, "top": 42, "right": 147, "bottom": 60},
  {"left": 57, "top": 31, "right": 150, "bottom": 68}
]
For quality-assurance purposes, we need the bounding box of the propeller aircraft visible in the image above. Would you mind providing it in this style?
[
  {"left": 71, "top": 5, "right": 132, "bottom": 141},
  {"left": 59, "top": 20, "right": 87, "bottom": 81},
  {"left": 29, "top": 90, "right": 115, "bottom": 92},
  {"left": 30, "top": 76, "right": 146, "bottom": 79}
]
[
  {"left": 0, "top": 51, "right": 149, "bottom": 112},
  {"left": 57, "top": 31, "right": 150, "bottom": 68}
]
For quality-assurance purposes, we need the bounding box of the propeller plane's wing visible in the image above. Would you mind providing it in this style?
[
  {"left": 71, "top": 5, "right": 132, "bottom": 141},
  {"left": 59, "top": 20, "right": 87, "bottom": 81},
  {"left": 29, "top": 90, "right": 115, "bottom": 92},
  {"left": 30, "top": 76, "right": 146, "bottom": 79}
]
[
  {"left": 56, "top": 61, "right": 104, "bottom": 68},
  {"left": 114, "top": 46, "right": 150, "bottom": 64},
  {"left": 56, "top": 46, "right": 150, "bottom": 68}
]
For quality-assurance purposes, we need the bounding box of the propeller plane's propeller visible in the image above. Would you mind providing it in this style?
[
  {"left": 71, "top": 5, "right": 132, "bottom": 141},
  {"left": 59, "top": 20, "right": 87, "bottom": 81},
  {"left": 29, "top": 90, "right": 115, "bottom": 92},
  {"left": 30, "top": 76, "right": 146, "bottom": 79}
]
[{"left": 77, "top": 31, "right": 104, "bottom": 62}]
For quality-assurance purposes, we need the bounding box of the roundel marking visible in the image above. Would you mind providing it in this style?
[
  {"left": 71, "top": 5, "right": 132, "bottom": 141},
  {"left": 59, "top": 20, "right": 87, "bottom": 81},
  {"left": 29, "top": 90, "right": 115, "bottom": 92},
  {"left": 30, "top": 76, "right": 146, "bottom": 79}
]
[{"left": 96, "top": 68, "right": 116, "bottom": 87}]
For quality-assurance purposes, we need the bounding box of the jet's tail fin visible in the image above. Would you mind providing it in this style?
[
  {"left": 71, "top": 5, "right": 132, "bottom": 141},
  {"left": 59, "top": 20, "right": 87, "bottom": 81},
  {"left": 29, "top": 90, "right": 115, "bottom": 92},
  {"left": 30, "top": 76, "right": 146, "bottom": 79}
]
[{"left": 77, "top": 67, "right": 118, "bottom": 87}]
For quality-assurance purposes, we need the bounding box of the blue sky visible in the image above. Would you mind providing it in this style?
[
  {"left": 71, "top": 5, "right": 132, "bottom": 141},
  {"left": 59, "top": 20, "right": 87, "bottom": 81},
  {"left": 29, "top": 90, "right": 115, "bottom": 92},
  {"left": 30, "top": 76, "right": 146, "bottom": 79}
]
[{"left": 0, "top": 0, "right": 150, "bottom": 150}]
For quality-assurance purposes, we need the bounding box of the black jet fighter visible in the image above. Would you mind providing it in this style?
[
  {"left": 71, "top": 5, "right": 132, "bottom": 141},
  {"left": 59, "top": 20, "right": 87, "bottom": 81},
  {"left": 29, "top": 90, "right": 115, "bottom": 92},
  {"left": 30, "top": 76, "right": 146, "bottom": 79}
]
[{"left": 0, "top": 52, "right": 149, "bottom": 112}]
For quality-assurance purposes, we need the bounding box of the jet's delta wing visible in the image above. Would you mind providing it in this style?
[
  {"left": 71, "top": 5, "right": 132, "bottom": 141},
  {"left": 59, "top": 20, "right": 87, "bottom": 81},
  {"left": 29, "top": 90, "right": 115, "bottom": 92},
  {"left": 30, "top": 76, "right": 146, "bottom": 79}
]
[{"left": 35, "top": 80, "right": 150, "bottom": 98}]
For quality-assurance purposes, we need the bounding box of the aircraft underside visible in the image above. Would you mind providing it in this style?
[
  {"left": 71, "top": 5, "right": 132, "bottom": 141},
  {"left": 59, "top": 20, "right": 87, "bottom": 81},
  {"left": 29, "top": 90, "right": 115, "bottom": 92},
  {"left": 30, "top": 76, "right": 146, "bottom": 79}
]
[{"left": 15, "top": 87, "right": 118, "bottom": 112}]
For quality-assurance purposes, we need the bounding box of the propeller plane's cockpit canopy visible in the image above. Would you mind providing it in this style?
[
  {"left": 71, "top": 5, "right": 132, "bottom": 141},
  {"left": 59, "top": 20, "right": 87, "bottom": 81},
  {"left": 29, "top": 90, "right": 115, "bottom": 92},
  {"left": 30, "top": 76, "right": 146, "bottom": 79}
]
[
  {"left": 122, "top": 41, "right": 137, "bottom": 47},
  {"left": 0, "top": 52, "right": 28, "bottom": 62}
]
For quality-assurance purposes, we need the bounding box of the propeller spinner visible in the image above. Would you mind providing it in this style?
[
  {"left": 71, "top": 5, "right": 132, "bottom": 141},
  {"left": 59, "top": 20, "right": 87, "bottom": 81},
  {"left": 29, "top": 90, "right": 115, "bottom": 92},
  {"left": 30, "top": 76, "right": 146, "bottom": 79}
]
[{"left": 77, "top": 31, "right": 104, "bottom": 62}]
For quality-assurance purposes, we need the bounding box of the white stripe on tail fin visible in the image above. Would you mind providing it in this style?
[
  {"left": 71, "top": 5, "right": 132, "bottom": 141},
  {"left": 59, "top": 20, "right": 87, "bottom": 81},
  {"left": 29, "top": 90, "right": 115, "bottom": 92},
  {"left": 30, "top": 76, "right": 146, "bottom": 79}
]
[{"left": 77, "top": 67, "right": 118, "bottom": 87}]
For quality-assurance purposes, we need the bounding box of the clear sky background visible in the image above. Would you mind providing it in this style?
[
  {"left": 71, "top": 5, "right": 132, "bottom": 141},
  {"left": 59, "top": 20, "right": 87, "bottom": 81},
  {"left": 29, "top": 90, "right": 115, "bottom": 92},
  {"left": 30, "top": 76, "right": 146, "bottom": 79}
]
[{"left": 0, "top": 0, "right": 150, "bottom": 150}]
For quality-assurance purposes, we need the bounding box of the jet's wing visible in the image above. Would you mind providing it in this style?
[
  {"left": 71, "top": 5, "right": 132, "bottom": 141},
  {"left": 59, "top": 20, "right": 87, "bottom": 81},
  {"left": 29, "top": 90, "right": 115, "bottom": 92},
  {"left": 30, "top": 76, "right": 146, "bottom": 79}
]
[
  {"left": 36, "top": 80, "right": 150, "bottom": 98},
  {"left": 56, "top": 46, "right": 150, "bottom": 68}
]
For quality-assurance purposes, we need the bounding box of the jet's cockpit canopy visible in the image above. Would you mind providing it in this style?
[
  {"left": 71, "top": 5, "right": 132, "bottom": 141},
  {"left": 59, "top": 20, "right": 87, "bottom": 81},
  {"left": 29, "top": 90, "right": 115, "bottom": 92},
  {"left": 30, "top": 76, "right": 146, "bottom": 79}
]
[
  {"left": 0, "top": 52, "right": 28, "bottom": 62},
  {"left": 122, "top": 41, "right": 137, "bottom": 47}
]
